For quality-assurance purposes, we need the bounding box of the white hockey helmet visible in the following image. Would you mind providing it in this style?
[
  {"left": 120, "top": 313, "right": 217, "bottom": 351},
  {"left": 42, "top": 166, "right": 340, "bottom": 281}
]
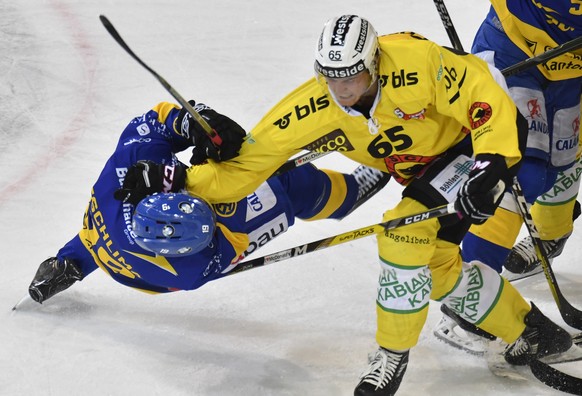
[{"left": 314, "top": 15, "right": 379, "bottom": 80}]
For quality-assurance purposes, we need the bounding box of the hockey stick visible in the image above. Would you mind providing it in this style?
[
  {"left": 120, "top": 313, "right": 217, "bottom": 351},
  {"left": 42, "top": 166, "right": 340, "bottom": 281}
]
[
  {"left": 272, "top": 151, "right": 330, "bottom": 176},
  {"left": 433, "top": 1, "right": 582, "bottom": 77},
  {"left": 99, "top": 15, "right": 223, "bottom": 147},
  {"left": 433, "top": 0, "right": 464, "bottom": 51},
  {"left": 277, "top": 36, "right": 582, "bottom": 175},
  {"left": 511, "top": 182, "right": 582, "bottom": 395},
  {"left": 434, "top": 1, "right": 582, "bottom": 328},
  {"left": 530, "top": 359, "right": 582, "bottom": 396},
  {"left": 227, "top": 202, "right": 457, "bottom": 276},
  {"left": 433, "top": 4, "right": 582, "bottom": 389},
  {"left": 11, "top": 204, "right": 454, "bottom": 310},
  {"left": 501, "top": 36, "right": 582, "bottom": 77},
  {"left": 511, "top": 178, "right": 582, "bottom": 330},
  {"left": 99, "top": 14, "right": 330, "bottom": 175}
]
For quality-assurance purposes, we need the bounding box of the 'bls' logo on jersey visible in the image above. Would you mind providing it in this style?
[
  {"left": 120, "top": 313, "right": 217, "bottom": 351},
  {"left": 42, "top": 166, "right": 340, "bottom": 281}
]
[
  {"left": 273, "top": 95, "right": 330, "bottom": 129},
  {"left": 381, "top": 70, "right": 419, "bottom": 88}
]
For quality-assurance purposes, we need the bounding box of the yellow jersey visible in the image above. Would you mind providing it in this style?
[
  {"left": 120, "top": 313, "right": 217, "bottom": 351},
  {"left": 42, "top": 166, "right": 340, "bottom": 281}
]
[{"left": 185, "top": 32, "right": 522, "bottom": 203}]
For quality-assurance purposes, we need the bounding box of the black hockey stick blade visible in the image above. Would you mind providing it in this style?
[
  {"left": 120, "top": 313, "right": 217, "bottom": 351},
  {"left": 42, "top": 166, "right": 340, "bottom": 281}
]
[
  {"left": 228, "top": 203, "right": 457, "bottom": 276},
  {"left": 530, "top": 359, "right": 582, "bottom": 395},
  {"left": 98, "top": 15, "right": 222, "bottom": 146},
  {"left": 99, "top": 15, "right": 157, "bottom": 80}
]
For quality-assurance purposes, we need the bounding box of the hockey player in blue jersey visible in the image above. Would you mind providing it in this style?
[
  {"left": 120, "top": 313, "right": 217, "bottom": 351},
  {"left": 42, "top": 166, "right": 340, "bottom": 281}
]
[
  {"left": 462, "top": 0, "right": 582, "bottom": 273},
  {"left": 28, "top": 101, "right": 388, "bottom": 302},
  {"left": 433, "top": 0, "right": 582, "bottom": 355}
]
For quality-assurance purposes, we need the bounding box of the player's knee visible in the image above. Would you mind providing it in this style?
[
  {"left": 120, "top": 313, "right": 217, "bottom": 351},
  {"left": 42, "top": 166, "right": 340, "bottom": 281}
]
[
  {"left": 462, "top": 232, "right": 508, "bottom": 273},
  {"left": 517, "top": 158, "right": 557, "bottom": 202},
  {"left": 439, "top": 260, "right": 503, "bottom": 324}
]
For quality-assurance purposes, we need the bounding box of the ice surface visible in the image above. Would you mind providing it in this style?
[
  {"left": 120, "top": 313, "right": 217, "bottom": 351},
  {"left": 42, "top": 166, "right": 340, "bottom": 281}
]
[{"left": 1, "top": 1, "right": 579, "bottom": 395}]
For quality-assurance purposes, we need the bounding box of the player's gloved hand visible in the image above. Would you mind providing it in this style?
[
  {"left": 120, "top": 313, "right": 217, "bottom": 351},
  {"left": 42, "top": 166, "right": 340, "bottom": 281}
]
[
  {"left": 173, "top": 100, "right": 246, "bottom": 165},
  {"left": 455, "top": 154, "right": 509, "bottom": 225},
  {"left": 113, "top": 160, "right": 186, "bottom": 205}
]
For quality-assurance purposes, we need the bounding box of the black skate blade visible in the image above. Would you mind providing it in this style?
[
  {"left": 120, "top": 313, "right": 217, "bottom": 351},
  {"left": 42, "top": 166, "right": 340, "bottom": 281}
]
[{"left": 502, "top": 265, "right": 544, "bottom": 282}]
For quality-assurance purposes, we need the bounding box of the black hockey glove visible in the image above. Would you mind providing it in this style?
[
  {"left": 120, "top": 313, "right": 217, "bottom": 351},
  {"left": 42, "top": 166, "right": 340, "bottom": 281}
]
[
  {"left": 455, "top": 154, "right": 509, "bottom": 225},
  {"left": 113, "top": 160, "right": 186, "bottom": 206},
  {"left": 174, "top": 100, "right": 246, "bottom": 165}
]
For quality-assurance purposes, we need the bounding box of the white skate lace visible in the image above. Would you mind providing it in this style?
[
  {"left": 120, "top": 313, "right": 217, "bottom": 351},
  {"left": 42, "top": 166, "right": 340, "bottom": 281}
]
[
  {"left": 512, "top": 236, "right": 565, "bottom": 264},
  {"left": 506, "top": 329, "right": 539, "bottom": 359},
  {"left": 360, "top": 349, "right": 406, "bottom": 390},
  {"left": 505, "top": 337, "right": 530, "bottom": 357},
  {"left": 353, "top": 165, "right": 384, "bottom": 200},
  {"left": 511, "top": 237, "right": 538, "bottom": 265}
]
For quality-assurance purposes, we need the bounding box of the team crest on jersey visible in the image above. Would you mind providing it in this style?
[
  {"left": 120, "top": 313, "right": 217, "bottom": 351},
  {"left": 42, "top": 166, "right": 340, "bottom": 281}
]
[
  {"left": 302, "top": 128, "right": 355, "bottom": 153},
  {"left": 468, "top": 102, "right": 492, "bottom": 129},
  {"left": 213, "top": 202, "right": 237, "bottom": 217},
  {"left": 384, "top": 153, "right": 437, "bottom": 184}
]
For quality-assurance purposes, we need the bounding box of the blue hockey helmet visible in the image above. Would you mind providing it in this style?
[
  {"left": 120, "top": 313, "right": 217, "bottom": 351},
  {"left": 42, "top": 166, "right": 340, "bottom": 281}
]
[{"left": 132, "top": 193, "right": 216, "bottom": 257}]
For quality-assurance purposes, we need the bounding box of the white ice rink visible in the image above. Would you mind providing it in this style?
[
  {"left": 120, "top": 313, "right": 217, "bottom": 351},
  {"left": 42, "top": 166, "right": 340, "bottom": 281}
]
[{"left": 1, "top": 1, "right": 580, "bottom": 395}]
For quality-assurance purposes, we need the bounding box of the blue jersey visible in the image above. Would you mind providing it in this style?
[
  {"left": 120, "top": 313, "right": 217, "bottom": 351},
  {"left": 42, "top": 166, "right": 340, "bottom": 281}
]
[
  {"left": 476, "top": 0, "right": 582, "bottom": 81},
  {"left": 462, "top": 0, "right": 582, "bottom": 269},
  {"left": 471, "top": 0, "right": 582, "bottom": 171},
  {"left": 501, "top": 0, "right": 580, "bottom": 47},
  {"left": 57, "top": 103, "right": 358, "bottom": 293}
]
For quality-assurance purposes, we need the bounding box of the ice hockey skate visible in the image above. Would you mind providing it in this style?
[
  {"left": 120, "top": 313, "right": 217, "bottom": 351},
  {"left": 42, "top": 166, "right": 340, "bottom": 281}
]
[
  {"left": 504, "top": 302, "right": 572, "bottom": 366},
  {"left": 343, "top": 165, "right": 391, "bottom": 217},
  {"left": 28, "top": 257, "right": 83, "bottom": 304},
  {"left": 354, "top": 347, "right": 409, "bottom": 396},
  {"left": 433, "top": 304, "right": 496, "bottom": 355},
  {"left": 502, "top": 234, "right": 569, "bottom": 281}
]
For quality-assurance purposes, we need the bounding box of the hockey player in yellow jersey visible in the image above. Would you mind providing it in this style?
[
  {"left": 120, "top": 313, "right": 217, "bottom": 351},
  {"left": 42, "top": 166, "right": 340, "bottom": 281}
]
[{"left": 114, "top": 15, "right": 574, "bottom": 395}]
